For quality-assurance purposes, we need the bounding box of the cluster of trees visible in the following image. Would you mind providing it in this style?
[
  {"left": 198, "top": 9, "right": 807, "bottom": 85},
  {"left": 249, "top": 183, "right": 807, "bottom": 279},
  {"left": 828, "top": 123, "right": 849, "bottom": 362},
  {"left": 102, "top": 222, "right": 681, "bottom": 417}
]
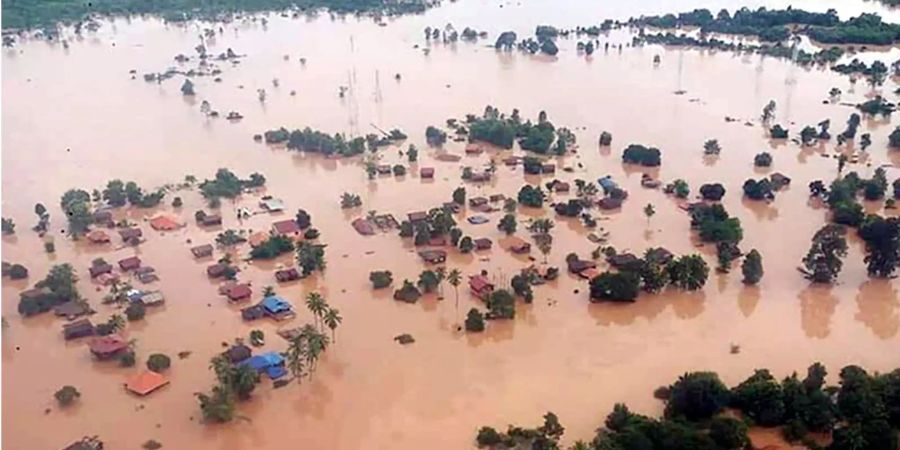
[
  {"left": 621, "top": 144, "right": 661, "bottom": 166},
  {"left": 699, "top": 183, "right": 726, "bottom": 201},
  {"left": 633, "top": 7, "right": 900, "bottom": 46},
  {"left": 3, "top": 0, "right": 435, "bottom": 30},
  {"left": 479, "top": 362, "right": 900, "bottom": 450},
  {"left": 638, "top": 32, "right": 845, "bottom": 66},
  {"left": 60, "top": 189, "right": 93, "bottom": 237},
  {"left": 249, "top": 234, "right": 294, "bottom": 259},
  {"left": 811, "top": 170, "right": 890, "bottom": 229},
  {"left": 102, "top": 179, "right": 165, "bottom": 208},
  {"left": 1, "top": 217, "right": 15, "bottom": 235},
  {"left": 399, "top": 207, "right": 457, "bottom": 246},
  {"left": 425, "top": 126, "right": 447, "bottom": 146},
  {"left": 743, "top": 178, "right": 774, "bottom": 201},
  {"left": 199, "top": 169, "right": 265, "bottom": 206},
  {"left": 589, "top": 251, "right": 710, "bottom": 302},
  {"left": 690, "top": 204, "right": 743, "bottom": 244},
  {"left": 466, "top": 106, "right": 574, "bottom": 155},
  {"left": 196, "top": 354, "right": 261, "bottom": 423},
  {"left": 296, "top": 241, "right": 326, "bottom": 276},
  {"left": 518, "top": 185, "right": 546, "bottom": 208},
  {"left": 2, "top": 262, "right": 29, "bottom": 280},
  {"left": 476, "top": 412, "right": 564, "bottom": 449},
  {"left": 266, "top": 127, "right": 372, "bottom": 157},
  {"left": 18, "top": 264, "right": 79, "bottom": 316},
  {"left": 369, "top": 270, "right": 393, "bottom": 289}
]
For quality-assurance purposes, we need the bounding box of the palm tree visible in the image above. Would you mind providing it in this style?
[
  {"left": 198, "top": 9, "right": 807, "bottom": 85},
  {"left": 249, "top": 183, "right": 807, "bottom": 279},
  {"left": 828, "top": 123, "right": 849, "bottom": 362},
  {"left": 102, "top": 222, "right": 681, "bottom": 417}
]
[
  {"left": 323, "top": 308, "right": 342, "bottom": 343},
  {"left": 262, "top": 285, "right": 275, "bottom": 297},
  {"left": 108, "top": 314, "right": 126, "bottom": 333},
  {"left": 285, "top": 337, "right": 307, "bottom": 382},
  {"left": 447, "top": 268, "right": 462, "bottom": 322},
  {"left": 643, "top": 203, "right": 655, "bottom": 225},
  {"left": 300, "top": 324, "right": 329, "bottom": 376},
  {"left": 209, "top": 354, "right": 233, "bottom": 387},
  {"left": 305, "top": 292, "right": 328, "bottom": 330}
]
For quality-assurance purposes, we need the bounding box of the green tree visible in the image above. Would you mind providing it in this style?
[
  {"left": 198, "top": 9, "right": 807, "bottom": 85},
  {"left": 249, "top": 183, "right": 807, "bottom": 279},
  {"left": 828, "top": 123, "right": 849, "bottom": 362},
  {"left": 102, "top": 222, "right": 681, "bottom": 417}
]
[
  {"left": 146, "top": 353, "right": 171, "bottom": 372},
  {"left": 196, "top": 385, "right": 235, "bottom": 423},
  {"left": 369, "top": 270, "right": 393, "bottom": 289},
  {"left": 54, "top": 385, "right": 80, "bottom": 407},
  {"left": 323, "top": 307, "right": 342, "bottom": 343},
  {"left": 418, "top": 270, "right": 440, "bottom": 293},
  {"left": 589, "top": 271, "right": 640, "bottom": 302},
  {"left": 643, "top": 203, "right": 655, "bottom": 225},
  {"left": 305, "top": 292, "right": 328, "bottom": 330},
  {"left": 666, "top": 255, "right": 709, "bottom": 290},
  {"left": 102, "top": 179, "right": 127, "bottom": 207},
  {"left": 1, "top": 218, "right": 15, "bottom": 235},
  {"left": 296, "top": 242, "right": 326, "bottom": 276},
  {"left": 858, "top": 215, "right": 900, "bottom": 277},
  {"left": 498, "top": 213, "right": 517, "bottom": 235},
  {"left": 802, "top": 224, "right": 848, "bottom": 283},
  {"left": 741, "top": 249, "right": 764, "bottom": 284},
  {"left": 709, "top": 417, "right": 750, "bottom": 450},
  {"left": 465, "top": 308, "right": 485, "bottom": 332},
  {"left": 486, "top": 289, "right": 515, "bottom": 319},
  {"left": 448, "top": 268, "right": 462, "bottom": 321},
  {"left": 732, "top": 369, "right": 786, "bottom": 426},
  {"left": 459, "top": 236, "right": 474, "bottom": 253},
  {"left": 407, "top": 144, "right": 418, "bottom": 162},
  {"left": 665, "top": 371, "right": 730, "bottom": 421}
]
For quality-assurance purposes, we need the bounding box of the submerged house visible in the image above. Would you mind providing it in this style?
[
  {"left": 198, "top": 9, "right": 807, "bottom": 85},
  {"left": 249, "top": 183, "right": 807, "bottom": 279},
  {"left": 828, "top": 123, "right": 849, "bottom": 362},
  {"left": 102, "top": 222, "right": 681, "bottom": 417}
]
[
  {"left": 225, "top": 343, "right": 252, "bottom": 363},
  {"left": 149, "top": 215, "right": 182, "bottom": 231},
  {"left": 260, "top": 197, "right": 285, "bottom": 212},
  {"left": 420, "top": 167, "right": 435, "bottom": 179},
  {"left": 125, "top": 370, "right": 170, "bottom": 396},
  {"left": 191, "top": 244, "right": 214, "bottom": 258},
  {"left": 473, "top": 238, "right": 493, "bottom": 250},
  {"left": 118, "top": 256, "right": 141, "bottom": 271},
  {"left": 86, "top": 230, "right": 110, "bottom": 244},
  {"left": 54, "top": 301, "right": 91, "bottom": 320},
  {"left": 469, "top": 275, "right": 494, "bottom": 300},
  {"left": 418, "top": 249, "right": 447, "bottom": 264},
  {"left": 225, "top": 284, "right": 252, "bottom": 302},
  {"left": 207, "top": 263, "right": 230, "bottom": 279},
  {"left": 89, "top": 262, "right": 113, "bottom": 279},
  {"left": 567, "top": 258, "right": 597, "bottom": 274},
  {"left": 506, "top": 236, "right": 531, "bottom": 254},
  {"left": 261, "top": 295, "right": 295, "bottom": 320},
  {"left": 351, "top": 218, "right": 375, "bottom": 236},
  {"left": 607, "top": 253, "right": 642, "bottom": 271},
  {"left": 275, "top": 267, "right": 301, "bottom": 283},
  {"left": 272, "top": 219, "right": 301, "bottom": 236},
  {"left": 118, "top": 227, "right": 143, "bottom": 243},
  {"left": 89, "top": 336, "right": 128, "bottom": 360},
  {"left": 241, "top": 352, "right": 286, "bottom": 379},
  {"left": 62, "top": 319, "right": 95, "bottom": 340},
  {"left": 407, "top": 211, "right": 428, "bottom": 224}
]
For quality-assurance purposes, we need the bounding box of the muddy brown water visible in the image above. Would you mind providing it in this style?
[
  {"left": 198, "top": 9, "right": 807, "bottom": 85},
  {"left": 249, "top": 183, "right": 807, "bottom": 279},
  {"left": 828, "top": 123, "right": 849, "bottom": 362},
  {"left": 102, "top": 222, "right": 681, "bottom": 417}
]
[{"left": 3, "top": 1, "right": 900, "bottom": 449}]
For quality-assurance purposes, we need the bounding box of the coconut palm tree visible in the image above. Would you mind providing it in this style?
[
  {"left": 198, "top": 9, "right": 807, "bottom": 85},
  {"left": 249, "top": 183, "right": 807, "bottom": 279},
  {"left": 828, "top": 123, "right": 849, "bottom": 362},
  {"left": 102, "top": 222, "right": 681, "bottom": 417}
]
[
  {"left": 300, "top": 324, "right": 329, "bottom": 377},
  {"left": 447, "top": 268, "right": 462, "bottom": 321},
  {"left": 285, "top": 337, "right": 307, "bottom": 382},
  {"left": 262, "top": 285, "right": 275, "bottom": 297},
  {"left": 305, "top": 292, "right": 328, "bottom": 330},
  {"left": 108, "top": 314, "right": 126, "bottom": 333},
  {"left": 323, "top": 308, "right": 342, "bottom": 343}
]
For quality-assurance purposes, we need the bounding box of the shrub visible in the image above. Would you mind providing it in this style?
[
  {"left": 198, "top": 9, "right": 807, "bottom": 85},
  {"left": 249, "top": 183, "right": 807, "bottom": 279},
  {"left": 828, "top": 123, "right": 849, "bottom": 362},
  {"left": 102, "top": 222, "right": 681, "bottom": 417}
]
[
  {"left": 119, "top": 351, "right": 136, "bottom": 367},
  {"left": 147, "top": 353, "right": 171, "bottom": 372},
  {"left": 125, "top": 302, "right": 146, "bottom": 321},
  {"left": 369, "top": 270, "right": 393, "bottom": 289},
  {"left": 476, "top": 426, "right": 503, "bottom": 447},
  {"left": 54, "top": 385, "right": 80, "bottom": 407},
  {"left": 465, "top": 308, "right": 486, "bottom": 332},
  {"left": 7, "top": 264, "right": 28, "bottom": 279},
  {"left": 589, "top": 271, "right": 640, "bottom": 302},
  {"left": 622, "top": 144, "right": 661, "bottom": 166},
  {"left": 754, "top": 152, "right": 773, "bottom": 167},
  {"left": 699, "top": 183, "right": 726, "bottom": 201}
]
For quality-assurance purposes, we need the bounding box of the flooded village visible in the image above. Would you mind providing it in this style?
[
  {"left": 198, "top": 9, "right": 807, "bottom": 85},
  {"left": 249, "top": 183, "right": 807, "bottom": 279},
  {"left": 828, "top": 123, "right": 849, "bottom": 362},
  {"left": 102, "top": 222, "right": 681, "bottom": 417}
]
[{"left": 2, "top": 0, "right": 900, "bottom": 449}]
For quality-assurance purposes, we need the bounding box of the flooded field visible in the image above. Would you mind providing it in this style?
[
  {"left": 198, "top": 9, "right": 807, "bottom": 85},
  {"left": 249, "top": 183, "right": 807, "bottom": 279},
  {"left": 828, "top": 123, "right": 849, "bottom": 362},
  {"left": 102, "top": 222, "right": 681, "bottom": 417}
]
[{"left": 3, "top": 0, "right": 900, "bottom": 449}]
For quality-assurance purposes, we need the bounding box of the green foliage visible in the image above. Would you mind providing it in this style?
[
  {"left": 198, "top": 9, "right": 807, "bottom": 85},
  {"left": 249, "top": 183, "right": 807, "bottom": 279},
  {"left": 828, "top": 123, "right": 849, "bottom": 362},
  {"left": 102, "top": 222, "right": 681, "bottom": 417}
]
[
  {"left": 1, "top": 217, "right": 15, "bottom": 235},
  {"left": 249, "top": 329, "right": 264, "bottom": 347},
  {"left": 699, "top": 183, "right": 725, "bottom": 201},
  {"left": 417, "top": 270, "right": 440, "bottom": 293},
  {"left": 665, "top": 371, "right": 730, "bottom": 421},
  {"left": 369, "top": 270, "right": 393, "bottom": 289},
  {"left": 691, "top": 204, "right": 743, "bottom": 244},
  {"left": 452, "top": 187, "right": 466, "bottom": 205},
  {"left": 666, "top": 255, "right": 709, "bottom": 290},
  {"left": 741, "top": 249, "right": 764, "bottom": 284},
  {"left": 465, "top": 308, "right": 486, "bottom": 332},
  {"left": 732, "top": 369, "right": 786, "bottom": 426},
  {"left": 517, "top": 185, "right": 545, "bottom": 208},
  {"left": 296, "top": 241, "right": 326, "bottom": 276},
  {"left": 770, "top": 124, "right": 788, "bottom": 138},
  {"left": 802, "top": 224, "right": 848, "bottom": 283},
  {"left": 425, "top": 126, "right": 447, "bottom": 146},
  {"left": 60, "top": 189, "right": 92, "bottom": 237},
  {"left": 7, "top": 263, "right": 28, "bottom": 279},
  {"left": 249, "top": 234, "right": 295, "bottom": 259},
  {"left": 498, "top": 213, "right": 517, "bottom": 235},
  {"left": 858, "top": 215, "right": 900, "bottom": 278},
  {"left": 599, "top": 131, "right": 613, "bottom": 146},
  {"left": 709, "top": 417, "right": 750, "bottom": 450},
  {"left": 743, "top": 178, "right": 774, "bottom": 200},
  {"left": 475, "top": 411, "right": 564, "bottom": 449},
  {"left": 393, "top": 279, "right": 421, "bottom": 303},
  {"left": 392, "top": 164, "right": 406, "bottom": 176},
  {"left": 124, "top": 302, "right": 146, "bottom": 321},
  {"left": 340, "top": 192, "right": 362, "bottom": 209},
  {"left": 622, "top": 144, "right": 662, "bottom": 166},
  {"left": 215, "top": 229, "right": 246, "bottom": 247},
  {"left": 671, "top": 179, "right": 690, "bottom": 199},
  {"left": 754, "top": 152, "right": 773, "bottom": 167},
  {"left": 54, "top": 385, "right": 80, "bottom": 407},
  {"left": 196, "top": 385, "right": 235, "bottom": 423},
  {"left": 18, "top": 264, "right": 78, "bottom": 316},
  {"left": 118, "top": 351, "right": 136, "bottom": 367},
  {"left": 459, "top": 236, "right": 474, "bottom": 253},
  {"left": 486, "top": 289, "right": 515, "bottom": 319},
  {"left": 147, "top": 353, "right": 171, "bottom": 372},
  {"left": 589, "top": 271, "right": 640, "bottom": 302}
]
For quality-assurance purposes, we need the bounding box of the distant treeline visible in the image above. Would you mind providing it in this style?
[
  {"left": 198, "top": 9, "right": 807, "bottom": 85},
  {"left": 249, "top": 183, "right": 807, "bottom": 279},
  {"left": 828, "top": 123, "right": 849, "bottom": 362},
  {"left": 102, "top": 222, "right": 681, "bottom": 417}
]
[
  {"left": 630, "top": 7, "right": 900, "bottom": 45},
  {"left": 2, "top": 0, "right": 433, "bottom": 30}
]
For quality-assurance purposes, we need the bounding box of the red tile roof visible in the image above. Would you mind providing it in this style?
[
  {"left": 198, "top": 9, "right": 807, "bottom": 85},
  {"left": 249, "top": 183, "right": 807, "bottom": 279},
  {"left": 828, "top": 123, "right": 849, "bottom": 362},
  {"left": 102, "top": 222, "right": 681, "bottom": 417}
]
[
  {"left": 118, "top": 256, "right": 142, "bottom": 271},
  {"left": 272, "top": 220, "right": 300, "bottom": 235}
]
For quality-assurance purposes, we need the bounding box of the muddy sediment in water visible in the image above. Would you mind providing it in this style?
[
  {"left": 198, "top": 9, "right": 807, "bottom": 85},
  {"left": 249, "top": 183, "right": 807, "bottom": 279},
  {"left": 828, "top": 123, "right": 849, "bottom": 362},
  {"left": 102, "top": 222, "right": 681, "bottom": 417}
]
[{"left": 3, "top": 1, "right": 900, "bottom": 449}]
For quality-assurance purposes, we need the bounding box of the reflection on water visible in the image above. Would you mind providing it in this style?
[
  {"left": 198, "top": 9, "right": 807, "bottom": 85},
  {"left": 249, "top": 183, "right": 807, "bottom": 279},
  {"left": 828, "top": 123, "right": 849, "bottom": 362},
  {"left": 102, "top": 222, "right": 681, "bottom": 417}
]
[{"left": 2, "top": 0, "right": 900, "bottom": 448}]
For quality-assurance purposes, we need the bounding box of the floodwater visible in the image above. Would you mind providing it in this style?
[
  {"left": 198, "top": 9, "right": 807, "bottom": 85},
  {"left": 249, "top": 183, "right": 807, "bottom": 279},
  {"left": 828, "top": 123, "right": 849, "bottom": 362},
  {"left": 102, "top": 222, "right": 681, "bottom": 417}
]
[{"left": 2, "top": 0, "right": 900, "bottom": 448}]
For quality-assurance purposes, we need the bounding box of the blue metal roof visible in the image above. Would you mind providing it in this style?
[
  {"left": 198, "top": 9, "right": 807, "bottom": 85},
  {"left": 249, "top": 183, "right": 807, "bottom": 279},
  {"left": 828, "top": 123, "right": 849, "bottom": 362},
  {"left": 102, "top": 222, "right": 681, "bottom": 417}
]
[
  {"left": 241, "top": 352, "right": 284, "bottom": 371},
  {"left": 261, "top": 296, "right": 292, "bottom": 314}
]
